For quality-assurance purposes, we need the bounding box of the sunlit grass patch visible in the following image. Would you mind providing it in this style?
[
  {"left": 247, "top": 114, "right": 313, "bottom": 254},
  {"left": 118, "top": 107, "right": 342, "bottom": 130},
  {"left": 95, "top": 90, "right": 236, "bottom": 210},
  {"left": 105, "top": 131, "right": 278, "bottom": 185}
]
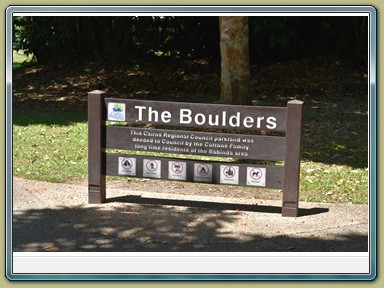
[
  {"left": 13, "top": 113, "right": 88, "bottom": 182},
  {"left": 13, "top": 50, "right": 34, "bottom": 69},
  {"left": 300, "top": 161, "right": 368, "bottom": 204}
]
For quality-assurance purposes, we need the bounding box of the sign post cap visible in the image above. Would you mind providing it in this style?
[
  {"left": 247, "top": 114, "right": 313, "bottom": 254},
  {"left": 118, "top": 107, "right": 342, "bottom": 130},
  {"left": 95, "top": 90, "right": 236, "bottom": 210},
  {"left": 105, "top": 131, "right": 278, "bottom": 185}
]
[
  {"left": 288, "top": 99, "right": 304, "bottom": 105},
  {"left": 89, "top": 90, "right": 106, "bottom": 95}
]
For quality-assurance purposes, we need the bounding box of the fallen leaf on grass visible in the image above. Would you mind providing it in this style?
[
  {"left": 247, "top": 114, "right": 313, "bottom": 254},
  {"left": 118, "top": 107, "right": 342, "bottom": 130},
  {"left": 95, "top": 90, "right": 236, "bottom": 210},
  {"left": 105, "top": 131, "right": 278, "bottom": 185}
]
[{"left": 336, "top": 179, "right": 344, "bottom": 185}]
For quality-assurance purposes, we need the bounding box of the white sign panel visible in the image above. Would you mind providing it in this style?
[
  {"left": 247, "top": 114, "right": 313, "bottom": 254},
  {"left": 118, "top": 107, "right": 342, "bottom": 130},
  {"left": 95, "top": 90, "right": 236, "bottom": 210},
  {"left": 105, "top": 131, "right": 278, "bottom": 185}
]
[
  {"left": 194, "top": 163, "right": 212, "bottom": 183},
  {"left": 247, "top": 167, "right": 266, "bottom": 187},
  {"left": 107, "top": 102, "right": 126, "bottom": 121},
  {"left": 168, "top": 161, "right": 187, "bottom": 181},
  {"left": 143, "top": 159, "right": 161, "bottom": 178},
  {"left": 118, "top": 157, "right": 136, "bottom": 176},
  {"left": 220, "top": 165, "right": 239, "bottom": 185}
]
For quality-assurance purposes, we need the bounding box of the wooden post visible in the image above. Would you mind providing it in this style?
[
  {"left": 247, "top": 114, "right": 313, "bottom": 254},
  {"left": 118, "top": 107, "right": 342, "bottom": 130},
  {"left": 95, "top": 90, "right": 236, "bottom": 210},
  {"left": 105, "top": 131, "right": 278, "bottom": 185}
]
[
  {"left": 282, "top": 100, "right": 303, "bottom": 217},
  {"left": 88, "top": 90, "right": 107, "bottom": 203}
]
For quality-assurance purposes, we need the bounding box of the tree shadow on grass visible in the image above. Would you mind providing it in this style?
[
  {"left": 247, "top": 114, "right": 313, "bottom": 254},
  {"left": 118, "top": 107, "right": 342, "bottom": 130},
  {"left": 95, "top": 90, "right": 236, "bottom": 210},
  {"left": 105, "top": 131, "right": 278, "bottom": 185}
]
[
  {"left": 13, "top": 201, "right": 366, "bottom": 253},
  {"left": 299, "top": 99, "right": 368, "bottom": 169},
  {"left": 13, "top": 111, "right": 87, "bottom": 127}
]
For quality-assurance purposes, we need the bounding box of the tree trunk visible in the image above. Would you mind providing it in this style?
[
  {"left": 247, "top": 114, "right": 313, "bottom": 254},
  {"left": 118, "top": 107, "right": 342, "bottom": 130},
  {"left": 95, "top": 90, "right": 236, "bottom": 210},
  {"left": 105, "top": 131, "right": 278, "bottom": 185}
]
[{"left": 219, "top": 16, "right": 251, "bottom": 105}]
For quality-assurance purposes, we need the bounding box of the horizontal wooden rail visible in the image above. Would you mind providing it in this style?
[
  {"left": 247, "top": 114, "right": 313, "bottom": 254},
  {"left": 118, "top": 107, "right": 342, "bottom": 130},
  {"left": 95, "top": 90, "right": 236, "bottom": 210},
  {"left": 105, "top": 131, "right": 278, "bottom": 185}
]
[
  {"left": 105, "top": 153, "right": 284, "bottom": 189},
  {"left": 106, "top": 126, "right": 286, "bottom": 161},
  {"left": 104, "top": 98, "right": 287, "bottom": 132}
]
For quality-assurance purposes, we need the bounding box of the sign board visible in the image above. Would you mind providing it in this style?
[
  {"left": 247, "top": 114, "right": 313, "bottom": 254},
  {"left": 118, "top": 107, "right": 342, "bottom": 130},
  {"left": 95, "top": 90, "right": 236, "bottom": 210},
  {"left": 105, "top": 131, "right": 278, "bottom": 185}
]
[
  {"left": 168, "top": 161, "right": 187, "bottom": 181},
  {"left": 106, "top": 127, "right": 285, "bottom": 160},
  {"left": 88, "top": 91, "right": 303, "bottom": 217},
  {"left": 220, "top": 165, "right": 239, "bottom": 185},
  {"left": 143, "top": 159, "right": 161, "bottom": 178},
  {"left": 107, "top": 102, "right": 126, "bottom": 121},
  {"left": 107, "top": 99, "right": 287, "bottom": 132},
  {"left": 246, "top": 167, "right": 266, "bottom": 187},
  {"left": 194, "top": 163, "right": 212, "bottom": 183},
  {"left": 118, "top": 157, "right": 136, "bottom": 176}
]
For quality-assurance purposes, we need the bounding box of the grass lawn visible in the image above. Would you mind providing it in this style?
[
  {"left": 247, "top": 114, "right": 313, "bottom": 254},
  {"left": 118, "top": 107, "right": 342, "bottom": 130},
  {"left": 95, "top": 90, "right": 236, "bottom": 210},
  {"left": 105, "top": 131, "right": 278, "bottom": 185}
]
[{"left": 13, "top": 113, "right": 88, "bottom": 182}]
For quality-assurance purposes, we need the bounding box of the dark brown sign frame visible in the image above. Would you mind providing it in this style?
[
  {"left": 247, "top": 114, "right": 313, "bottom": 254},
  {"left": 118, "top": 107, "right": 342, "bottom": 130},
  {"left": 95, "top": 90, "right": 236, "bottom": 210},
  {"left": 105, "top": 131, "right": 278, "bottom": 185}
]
[{"left": 88, "top": 90, "right": 303, "bottom": 217}]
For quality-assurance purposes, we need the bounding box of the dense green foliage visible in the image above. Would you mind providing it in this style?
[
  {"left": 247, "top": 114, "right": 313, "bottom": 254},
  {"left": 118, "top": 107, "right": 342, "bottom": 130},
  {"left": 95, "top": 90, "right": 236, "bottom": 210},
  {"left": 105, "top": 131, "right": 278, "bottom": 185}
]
[
  {"left": 249, "top": 16, "right": 367, "bottom": 65},
  {"left": 13, "top": 16, "right": 219, "bottom": 63},
  {"left": 13, "top": 16, "right": 367, "bottom": 65}
]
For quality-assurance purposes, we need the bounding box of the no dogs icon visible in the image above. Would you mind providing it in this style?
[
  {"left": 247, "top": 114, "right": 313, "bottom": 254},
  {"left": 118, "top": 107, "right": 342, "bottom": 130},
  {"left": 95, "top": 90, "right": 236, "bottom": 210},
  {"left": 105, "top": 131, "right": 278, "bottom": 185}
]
[
  {"left": 250, "top": 168, "right": 262, "bottom": 180},
  {"left": 247, "top": 167, "right": 266, "bottom": 187}
]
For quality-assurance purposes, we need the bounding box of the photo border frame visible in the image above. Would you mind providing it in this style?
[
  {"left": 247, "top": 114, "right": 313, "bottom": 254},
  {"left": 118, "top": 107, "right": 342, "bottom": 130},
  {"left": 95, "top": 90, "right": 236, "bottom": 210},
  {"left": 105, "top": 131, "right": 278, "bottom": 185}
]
[{"left": 5, "top": 5, "right": 377, "bottom": 281}]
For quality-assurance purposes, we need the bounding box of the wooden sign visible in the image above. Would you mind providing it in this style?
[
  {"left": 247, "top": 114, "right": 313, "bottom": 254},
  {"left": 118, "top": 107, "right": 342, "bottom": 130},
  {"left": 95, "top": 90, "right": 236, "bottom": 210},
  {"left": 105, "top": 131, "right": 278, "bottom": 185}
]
[{"left": 88, "top": 90, "right": 303, "bottom": 217}]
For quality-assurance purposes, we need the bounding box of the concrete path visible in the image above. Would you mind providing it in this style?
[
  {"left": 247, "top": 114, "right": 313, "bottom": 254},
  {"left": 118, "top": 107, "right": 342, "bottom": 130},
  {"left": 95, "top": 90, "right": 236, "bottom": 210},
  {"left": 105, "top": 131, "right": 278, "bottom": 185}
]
[{"left": 12, "top": 177, "right": 368, "bottom": 252}]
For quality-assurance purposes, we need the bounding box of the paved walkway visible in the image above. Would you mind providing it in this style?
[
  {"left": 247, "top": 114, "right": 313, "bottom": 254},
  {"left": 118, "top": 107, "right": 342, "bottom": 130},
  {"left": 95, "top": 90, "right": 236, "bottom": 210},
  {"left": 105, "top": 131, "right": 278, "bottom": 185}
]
[{"left": 12, "top": 177, "right": 368, "bottom": 252}]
